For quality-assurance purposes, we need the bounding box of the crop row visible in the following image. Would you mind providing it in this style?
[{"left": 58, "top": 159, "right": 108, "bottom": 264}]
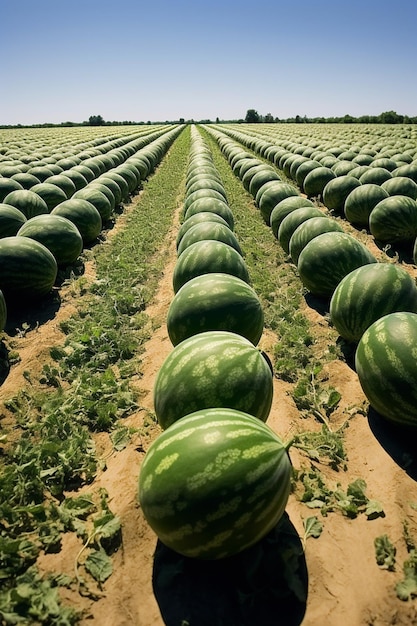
[
  {"left": 0, "top": 125, "right": 184, "bottom": 333},
  {"left": 202, "top": 124, "right": 417, "bottom": 433}
]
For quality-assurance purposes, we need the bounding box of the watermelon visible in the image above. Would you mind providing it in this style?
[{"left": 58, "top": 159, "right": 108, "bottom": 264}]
[
  {"left": 0, "top": 204, "right": 27, "bottom": 237},
  {"left": 330, "top": 263, "right": 417, "bottom": 343},
  {"left": 113, "top": 164, "right": 140, "bottom": 194},
  {"left": 30, "top": 182, "right": 68, "bottom": 211},
  {"left": 11, "top": 173, "right": 41, "bottom": 189},
  {"left": 95, "top": 176, "right": 123, "bottom": 206},
  {"left": 344, "top": 184, "right": 389, "bottom": 227},
  {"left": 381, "top": 176, "right": 417, "bottom": 200},
  {"left": 153, "top": 331, "right": 273, "bottom": 429},
  {"left": 248, "top": 167, "right": 281, "bottom": 197},
  {"left": 87, "top": 182, "right": 117, "bottom": 212},
  {"left": 0, "top": 178, "right": 24, "bottom": 202},
  {"left": 257, "top": 182, "right": 299, "bottom": 224},
  {"left": 355, "top": 312, "right": 417, "bottom": 427},
  {"left": 270, "top": 196, "right": 315, "bottom": 239},
  {"left": 303, "top": 167, "right": 336, "bottom": 199},
  {"left": 369, "top": 195, "right": 417, "bottom": 244},
  {"left": 0, "top": 236, "right": 58, "bottom": 301},
  {"left": 241, "top": 164, "right": 265, "bottom": 192},
  {"left": 177, "top": 222, "right": 242, "bottom": 257},
  {"left": 183, "top": 189, "right": 226, "bottom": 213},
  {"left": 27, "top": 166, "right": 55, "bottom": 182},
  {"left": 167, "top": 273, "right": 263, "bottom": 347},
  {"left": 4, "top": 189, "right": 49, "bottom": 219},
  {"left": 100, "top": 171, "right": 130, "bottom": 202},
  {"left": 288, "top": 216, "right": 343, "bottom": 265},
  {"left": 44, "top": 174, "right": 77, "bottom": 199},
  {"left": 187, "top": 178, "right": 227, "bottom": 200},
  {"left": 17, "top": 214, "right": 83, "bottom": 266},
  {"left": 51, "top": 199, "right": 102, "bottom": 244},
  {"left": 297, "top": 231, "right": 377, "bottom": 298},
  {"left": 176, "top": 212, "right": 231, "bottom": 250},
  {"left": 184, "top": 198, "right": 234, "bottom": 230},
  {"left": 277, "top": 206, "right": 324, "bottom": 254},
  {"left": 322, "top": 175, "right": 362, "bottom": 214},
  {"left": 359, "top": 167, "right": 392, "bottom": 186},
  {"left": 172, "top": 240, "right": 250, "bottom": 294},
  {"left": 294, "top": 160, "right": 322, "bottom": 190},
  {"left": 138, "top": 408, "right": 292, "bottom": 559},
  {"left": 73, "top": 187, "right": 113, "bottom": 222},
  {"left": 60, "top": 169, "right": 89, "bottom": 192}
]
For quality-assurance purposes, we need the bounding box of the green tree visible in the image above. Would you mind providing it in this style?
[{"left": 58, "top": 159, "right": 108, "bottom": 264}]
[
  {"left": 88, "top": 114, "right": 105, "bottom": 126},
  {"left": 245, "top": 109, "right": 260, "bottom": 123}
]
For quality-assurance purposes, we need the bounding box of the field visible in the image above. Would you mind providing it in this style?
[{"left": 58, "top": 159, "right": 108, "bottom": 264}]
[{"left": 1, "top": 122, "right": 417, "bottom": 625}]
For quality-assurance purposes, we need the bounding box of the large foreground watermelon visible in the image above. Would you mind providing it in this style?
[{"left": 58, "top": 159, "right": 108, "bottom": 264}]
[
  {"left": 330, "top": 263, "right": 417, "bottom": 342},
  {"left": 355, "top": 312, "right": 417, "bottom": 427},
  {"left": 297, "top": 231, "right": 377, "bottom": 297},
  {"left": 0, "top": 236, "right": 58, "bottom": 301},
  {"left": 154, "top": 331, "right": 273, "bottom": 429},
  {"left": 139, "top": 408, "right": 292, "bottom": 559},
  {"left": 167, "top": 273, "right": 264, "bottom": 346}
]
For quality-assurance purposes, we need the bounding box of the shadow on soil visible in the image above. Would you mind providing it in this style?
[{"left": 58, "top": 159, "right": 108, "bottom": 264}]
[
  {"left": 368, "top": 407, "right": 417, "bottom": 481},
  {"left": 153, "top": 512, "right": 308, "bottom": 626},
  {"left": 303, "top": 292, "right": 330, "bottom": 317}
]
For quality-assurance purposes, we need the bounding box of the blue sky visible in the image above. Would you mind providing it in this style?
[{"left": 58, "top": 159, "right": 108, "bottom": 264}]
[{"left": 2, "top": 0, "right": 416, "bottom": 125}]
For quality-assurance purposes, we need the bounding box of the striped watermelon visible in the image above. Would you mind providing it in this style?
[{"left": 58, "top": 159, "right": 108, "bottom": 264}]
[
  {"left": 297, "top": 231, "right": 377, "bottom": 298},
  {"left": 322, "top": 175, "right": 362, "bottom": 214},
  {"left": 154, "top": 331, "right": 273, "bottom": 429},
  {"left": 330, "top": 263, "right": 417, "bottom": 343},
  {"left": 184, "top": 198, "right": 234, "bottom": 230},
  {"left": 270, "top": 196, "right": 315, "bottom": 238},
  {"left": 344, "top": 184, "right": 389, "bottom": 227},
  {"left": 73, "top": 187, "right": 113, "bottom": 222},
  {"left": 51, "top": 199, "right": 102, "bottom": 244},
  {"left": 138, "top": 408, "right": 292, "bottom": 559},
  {"left": 277, "top": 206, "right": 324, "bottom": 254},
  {"left": 288, "top": 216, "right": 343, "bottom": 265},
  {"left": 0, "top": 204, "right": 27, "bottom": 237},
  {"left": 172, "top": 240, "right": 250, "bottom": 294},
  {"left": 303, "top": 167, "right": 336, "bottom": 198},
  {"left": 0, "top": 236, "right": 58, "bottom": 301},
  {"left": 4, "top": 190, "right": 49, "bottom": 219},
  {"left": 257, "top": 182, "right": 299, "bottom": 224},
  {"left": 355, "top": 312, "right": 417, "bottom": 427},
  {"left": 176, "top": 212, "right": 231, "bottom": 249},
  {"left": 167, "top": 273, "right": 264, "bottom": 347},
  {"left": 17, "top": 214, "right": 83, "bottom": 266},
  {"left": 30, "top": 182, "right": 68, "bottom": 211},
  {"left": 369, "top": 195, "right": 417, "bottom": 244},
  {"left": 177, "top": 222, "right": 242, "bottom": 257}
]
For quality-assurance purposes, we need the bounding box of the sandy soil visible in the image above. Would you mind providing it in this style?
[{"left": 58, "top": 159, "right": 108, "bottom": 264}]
[{"left": 1, "top": 196, "right": 417, "bottom": 626}]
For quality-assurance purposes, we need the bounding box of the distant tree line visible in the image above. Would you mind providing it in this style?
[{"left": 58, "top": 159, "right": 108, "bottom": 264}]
[
  {"left": 2, "top": 109, "right": 417, "bottom": 130},
  {"left": 243, "top": 109, "right": 417, "bottom": 124}
]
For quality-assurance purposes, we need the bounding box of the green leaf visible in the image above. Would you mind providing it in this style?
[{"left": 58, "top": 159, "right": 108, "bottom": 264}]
[
  {"left": 303, "top": 516, "right": 323, "bottom": 540},
  {"left": 110, "top": 426, "right": 132, "bottom": 451},
  {"left": 396, "top": 576, "right": 417, "bottom": 601},
  {"left": 346, "top": 478, "right": 368, "bottom": 506},
  {"left": 374, "top": 535, "right": 396, "bottom": 571},
  {"left": 84, "top": 548, "right": 113, "bottom": 583},
  {"left": 365, "top": 500, "right": 385, "bottom": 520},
  {"left": 93, "top": 512, "right": 121, "bottom": 541}
]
